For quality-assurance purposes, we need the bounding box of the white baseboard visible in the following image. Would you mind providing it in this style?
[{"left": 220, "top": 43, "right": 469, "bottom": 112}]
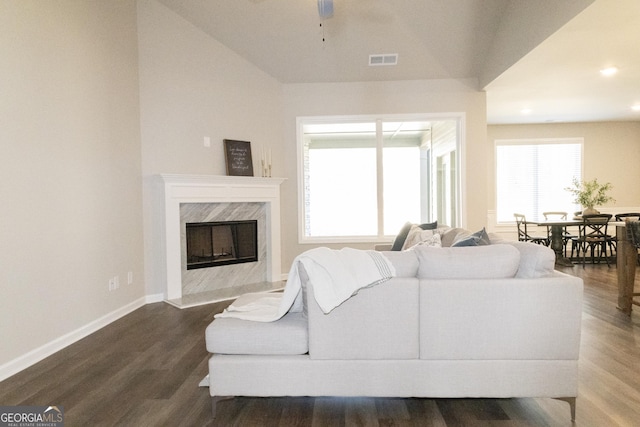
[
  {"left": 145, "top": 293, "right": 165, "bottom": 304},
  {"left": 0, "top": 296, "right": 147, "bottom": 382}
]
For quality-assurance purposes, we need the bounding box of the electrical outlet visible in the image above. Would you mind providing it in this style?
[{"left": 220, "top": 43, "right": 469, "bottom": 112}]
[
  {"left": 114, "top": 276, "right": 120, "bottom": 290},
  {"left": 127, "top": 271, "right": 133, "bottom": 285}
]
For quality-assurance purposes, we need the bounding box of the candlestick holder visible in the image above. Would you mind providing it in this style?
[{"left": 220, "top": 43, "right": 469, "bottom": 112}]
[{"left": 261, "top": 159, "right": 272, "bottom": 177}]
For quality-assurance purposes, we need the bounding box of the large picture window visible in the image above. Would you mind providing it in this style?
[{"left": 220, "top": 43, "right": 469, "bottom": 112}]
[
  {"left": 496, "top": 138, "right": 583, "bottom": 223},
  {"left": 298, "top": 115, "right": 463, "bottom": 242}
]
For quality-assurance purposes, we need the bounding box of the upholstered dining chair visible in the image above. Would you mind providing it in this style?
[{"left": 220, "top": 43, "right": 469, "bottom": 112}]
[
  {"left": 514, "top": 213, "right": 549, "bottom": 246},
  {"left": 571, "top": 213, "right": 614, "bottom": 267}
]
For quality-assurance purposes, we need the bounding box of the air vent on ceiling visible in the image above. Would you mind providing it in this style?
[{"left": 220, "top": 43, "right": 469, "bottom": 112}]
[{"left": 369, "top": 54, "right": 398, "bottom": 66}]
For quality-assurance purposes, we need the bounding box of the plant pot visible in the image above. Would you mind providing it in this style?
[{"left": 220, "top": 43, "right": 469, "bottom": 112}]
[{"left": 582, "top": 207, "right": 600, "bottom": 216}]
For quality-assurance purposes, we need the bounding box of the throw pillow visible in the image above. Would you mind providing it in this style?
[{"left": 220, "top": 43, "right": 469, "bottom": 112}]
[
  {"left": 451, "top": 227, "right": 491, "bottom": 247},
  {"left": 390, "top": 221, "right": 438, "bottom": 251},
  {"left": 405, "top": 232, "right": 441, "bottom": 250},
  {"left": 402, "top": 226, "right": 438, "bottom": 250},
  {"left": 439, "top": 227, "right": 465, "bottom": 247},
  {"left": 418, "top": 221, "right": 438, "bottom": 230},
  {"left": 390, "top": 222, "right": 413, "bottom": 251}
]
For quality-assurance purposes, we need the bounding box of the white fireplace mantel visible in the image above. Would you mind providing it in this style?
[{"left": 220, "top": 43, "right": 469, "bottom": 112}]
[{"left": 159, "top": 174, "right": 286, "bottom": 301}]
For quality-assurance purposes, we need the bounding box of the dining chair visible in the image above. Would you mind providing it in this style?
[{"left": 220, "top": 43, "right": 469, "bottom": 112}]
[
  {"left": 543, "top": 212, "right": 567, "bottom": 220},
  {"left": 571, "top": 213, "right": 614, "bottom": 267},
  {"left": 585, "top": 213, "right": 615, "bottom": 263},
  {"left": 514, "top": 213, "right": 549, "bottom": 246},
  {"left": 615, "top": 213, "right": 640, "bottom": 221}
]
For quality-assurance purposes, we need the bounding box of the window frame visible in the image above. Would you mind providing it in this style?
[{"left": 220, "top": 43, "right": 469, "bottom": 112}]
[{"left": 296, "top": 113, "right": 465, "bottom": 244}]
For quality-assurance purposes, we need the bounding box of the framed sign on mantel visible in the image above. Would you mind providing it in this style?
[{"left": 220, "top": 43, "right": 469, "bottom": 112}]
[{"left": 224, "top": 139, "right": 254, "bottom": 176}]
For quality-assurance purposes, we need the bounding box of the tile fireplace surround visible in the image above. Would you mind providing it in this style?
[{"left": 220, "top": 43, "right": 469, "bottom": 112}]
[{"left": 159, "top": 174, "right": 285, "bottom": 308}]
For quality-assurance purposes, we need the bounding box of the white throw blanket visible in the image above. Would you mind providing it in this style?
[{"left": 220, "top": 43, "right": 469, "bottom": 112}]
[{"left": 214, "top": 247, "right": 396, "bottom": 322}]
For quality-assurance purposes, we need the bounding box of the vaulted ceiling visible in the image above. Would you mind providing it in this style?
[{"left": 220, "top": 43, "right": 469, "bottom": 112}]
[{"left": 158, "top": 0, "right": 640, "bottom": 124}]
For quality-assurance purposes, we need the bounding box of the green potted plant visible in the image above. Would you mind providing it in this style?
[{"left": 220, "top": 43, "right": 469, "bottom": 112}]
[{"left": 565, "top": 177, "right": 615, "bottom": 215}]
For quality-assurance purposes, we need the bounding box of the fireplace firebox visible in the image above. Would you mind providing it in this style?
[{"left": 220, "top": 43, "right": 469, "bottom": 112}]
[{"left": 186, "top": 220, "right": 258, "bottom": 270}]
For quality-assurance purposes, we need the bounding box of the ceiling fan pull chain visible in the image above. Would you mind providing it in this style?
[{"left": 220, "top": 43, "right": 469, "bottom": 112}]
[{"left": 317, "top": 0, "right": 333, "bottom": 43}]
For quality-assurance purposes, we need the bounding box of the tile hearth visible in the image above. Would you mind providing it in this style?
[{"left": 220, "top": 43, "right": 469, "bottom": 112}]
[{"left": 165, "top": 280, "right": 285, "bottom": 309}]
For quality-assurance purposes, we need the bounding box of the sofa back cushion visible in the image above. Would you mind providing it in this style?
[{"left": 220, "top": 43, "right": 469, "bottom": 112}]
[
  {"left": 416, "top": 244, "right": 520, "bottom": 279},
  {"left": 379, "top": 250, "right": 419, "bottom": 277},
  {"left": 492, "top": 239, "right": 556, "bottom": 278}
]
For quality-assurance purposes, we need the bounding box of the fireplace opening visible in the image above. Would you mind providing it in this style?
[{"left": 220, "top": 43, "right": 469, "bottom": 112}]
[{"left": 186, "top": 220, "right": 258, "bottom": 270}]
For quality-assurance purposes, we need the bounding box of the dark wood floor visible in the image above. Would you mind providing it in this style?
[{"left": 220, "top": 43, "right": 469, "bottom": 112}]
[{"left": 1, "top": 264, "right": 639, "bottom": 426}]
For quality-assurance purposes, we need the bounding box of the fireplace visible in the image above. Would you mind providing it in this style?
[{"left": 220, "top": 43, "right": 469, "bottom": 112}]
[
  {"left": 186, "top": 220, "right": 258, "bottom": 269},
  {"left": 159, "top": 174, "right": 285, "bottom": 307}
]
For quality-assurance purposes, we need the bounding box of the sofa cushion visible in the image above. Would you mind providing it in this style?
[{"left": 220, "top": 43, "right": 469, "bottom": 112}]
[
  {"left": 379, "top": 250, "right": 419, "bottom": 277},
  {"left": 416, "top": 244, "right": 520, "bottom": 279},
  {"left": 206, "top": 311, "right": 308, "bottom": 355},
  {"left": 496, "top": 240, "right": 556, "bottom": 278}
]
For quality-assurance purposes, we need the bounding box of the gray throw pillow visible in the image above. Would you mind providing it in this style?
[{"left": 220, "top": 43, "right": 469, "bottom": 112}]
[{"left": 451, "top": 227, "right": 491, "bottom": 247}]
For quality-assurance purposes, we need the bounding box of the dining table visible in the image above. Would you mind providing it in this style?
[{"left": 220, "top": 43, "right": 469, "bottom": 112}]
[
  {"left": 534, "top": 219, "right": 638, "bottom": 315},
  {"left": 533, "top": 219, "right": 582, "bottom": 267}
]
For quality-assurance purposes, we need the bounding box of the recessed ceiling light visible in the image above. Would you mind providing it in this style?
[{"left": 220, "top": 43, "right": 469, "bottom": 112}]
[
  {"left": 520, "top": 108, "right": 532, "bottom": 114},
  {"left": 631, "top": 105, "right": 640, "bottom": 112},
  {"left": 600, "top": 66, "right": 618, "bottom": 76}
]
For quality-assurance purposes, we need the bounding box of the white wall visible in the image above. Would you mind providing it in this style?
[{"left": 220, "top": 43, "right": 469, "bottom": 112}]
[
  {"left": 136, "top": 0, "right": 285, "bottom": 296},
  {"left": 280, "top": 80, "right": 488, "bottom": 268},
  {"left": 0, "top": 1, "right": 144, "bottom": 375}
]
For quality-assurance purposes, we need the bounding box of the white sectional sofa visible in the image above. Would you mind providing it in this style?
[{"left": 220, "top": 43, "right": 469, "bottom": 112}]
[{"left": 205, "top": 235, "right": 583, "bottom": 420}]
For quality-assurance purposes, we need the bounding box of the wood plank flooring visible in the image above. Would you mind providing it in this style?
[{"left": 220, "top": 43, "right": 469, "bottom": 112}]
[{"left": 1, "top": 264, "right": 639, "bottom": 426}]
